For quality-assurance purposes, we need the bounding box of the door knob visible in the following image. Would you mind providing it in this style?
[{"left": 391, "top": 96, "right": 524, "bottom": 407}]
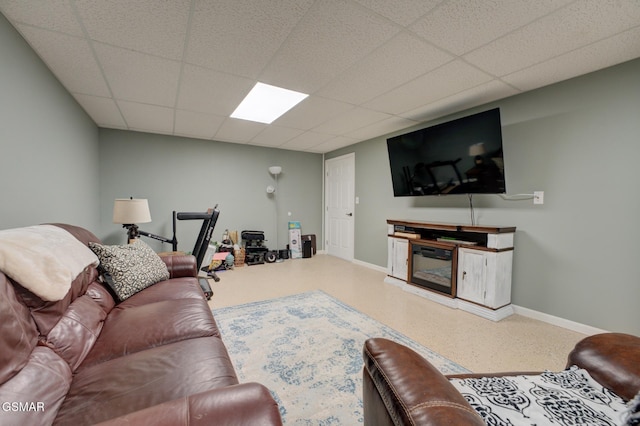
[{"left": 346, "top": 212, "right": 353, "bottom": 216}]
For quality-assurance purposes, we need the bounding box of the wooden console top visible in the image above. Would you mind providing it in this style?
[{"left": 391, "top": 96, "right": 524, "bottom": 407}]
[{"left": 387, "top": 219, "right": 515, "bottom": 234}]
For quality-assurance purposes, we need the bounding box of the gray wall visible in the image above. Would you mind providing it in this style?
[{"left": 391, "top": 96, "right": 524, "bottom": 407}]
[
  {"left": 328, "top": 58, "right": 640, "bottom": 335},
  {"left": 98, "top": 129, "right": 323, "bottom": 254},
  {"left": 0, "top": 14, "right": 100, "bottom": 231}
]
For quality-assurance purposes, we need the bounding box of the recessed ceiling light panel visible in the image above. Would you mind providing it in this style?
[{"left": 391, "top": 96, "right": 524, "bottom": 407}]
[{"left": 231, "top": 82, "right": 308, "bottom": 124}]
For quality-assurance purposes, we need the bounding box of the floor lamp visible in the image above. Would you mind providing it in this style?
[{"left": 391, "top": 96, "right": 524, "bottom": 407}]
[{"left": 268, "top": 166, "right": 283, "bottom": 261}]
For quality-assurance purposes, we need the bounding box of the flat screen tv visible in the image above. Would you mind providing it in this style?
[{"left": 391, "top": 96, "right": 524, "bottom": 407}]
[{"left": 387, "top": 108, "right": 505, "bottom": 197}]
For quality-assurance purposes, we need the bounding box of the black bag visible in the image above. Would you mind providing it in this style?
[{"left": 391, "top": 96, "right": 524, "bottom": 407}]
[{"left": 241, "top": 230, "right": 265, "bottom": 241}]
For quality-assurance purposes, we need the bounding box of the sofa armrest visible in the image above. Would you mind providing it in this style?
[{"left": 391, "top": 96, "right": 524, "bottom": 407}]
[
  {"left": 363, "top": 338, "right": 484, "bottom": 426},
  {"left": 159, "top": 253, "right": 198, "bottom": 278},
  {"left": 95, "top": 383, "right": 282, "bottom": 426},
  {"left": 567, "top": 332, "right": 640, "bottom": 401}
]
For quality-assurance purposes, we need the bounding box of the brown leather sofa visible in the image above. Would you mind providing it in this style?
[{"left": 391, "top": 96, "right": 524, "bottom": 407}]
[
  {"left": 0, "top": 224, "right": 282, "bottom": 426},
  {"left": 363, "top": 333, "right": 640, "bottom": 425}
]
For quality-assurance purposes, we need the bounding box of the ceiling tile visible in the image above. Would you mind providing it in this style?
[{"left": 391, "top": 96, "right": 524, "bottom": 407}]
[
  {"left": 273, "top": 96, "right": 354, "bottom": 130},
  {"left": 410, "top": 0, "right": 573, "bottom": 55},
  {"left": 364, "top": 60, "right": 494, "bottom": 115},
  {"left": 74, "top": 0, "right": 190, "bottom": 60},
  {"left": 260, "top": 0, "right": 401, "bottom": 94},
  {"left": 464, "top": 0, "right": 640, "bottom": 76},
  {"left": 174, "top": 109, "right": 225, "bottom": 140},
  {"left": 503, "top": 26, "right": 640, "bottom": 92},
  {"left": 74, "top": 94, "right": 126, "bottom": 128},
  {"left": 309, "top": 135, "right": 359, "bottom": 153},
  {"left": 2, "top": 0, "right": 639, "bottom": 153},
  {"left": 354, "top": 0, "right": 441, "bottom": 26},
  {"left": 185, "top": 0, "right": 314, "bottom": 79},
  {"left": 312, "top": 107, "right": 391, "bottom": 135},
  {"left": 94, "top": 43, "right": 181, "bottom": 107},
  {"left": 118, "top": 101, "right": 174, "bottom": 134},
  {"left": 16, "top": 25, "right": 110, "bottom": 97},
  {"left": 0, "top": 0, "right": 84, "bottom": 36},
  {"left": 250, "top": 125, "right": 305, "bottom": 147},
  {"left": 177, "top": 64, "right": 254, "bottom": 116},
  {"left": 345, "top": 116, "right": 418, "bottom": 140},
  {"left": 214, "top": 117, "right": 266, "bottom": 143},
  {"left": 400, "top": 80, "right": 520, "bottom": 123},
  {"left": 280, "top": 131, "right": 334, "bottom": 151},
  {"left": 317, "top": 31, "right": 453, "bottom": 104}
]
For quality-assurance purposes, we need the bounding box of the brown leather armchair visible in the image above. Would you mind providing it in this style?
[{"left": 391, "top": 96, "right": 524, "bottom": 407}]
[{"left": 363, "top": 333, "right": 640, "bottom": 425}]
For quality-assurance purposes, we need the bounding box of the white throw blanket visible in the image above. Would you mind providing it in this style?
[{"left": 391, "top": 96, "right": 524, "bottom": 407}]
[{"left": 0, "top": 225, "right": 99, "bottom": 301}]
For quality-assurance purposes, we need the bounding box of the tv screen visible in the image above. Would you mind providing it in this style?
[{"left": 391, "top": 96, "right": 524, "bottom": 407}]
[{"left": 387, "top": 108, "right": 505, "bottom": 197}]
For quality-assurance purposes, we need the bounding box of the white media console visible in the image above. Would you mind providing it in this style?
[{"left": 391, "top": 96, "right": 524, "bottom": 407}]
[{"left": 386, "top": 219, "right": 516, "bottom": 321}]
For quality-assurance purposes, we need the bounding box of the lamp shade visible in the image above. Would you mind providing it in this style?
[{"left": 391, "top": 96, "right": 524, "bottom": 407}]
[
  {"left": 113, "top": 198, "right": 152, "bottom": 224},
  {"left": 268, "top": 166, "right": 282, "bottom": 175},
  {"left": 469, "top": 142, "right": 486, "bottom": 156}
]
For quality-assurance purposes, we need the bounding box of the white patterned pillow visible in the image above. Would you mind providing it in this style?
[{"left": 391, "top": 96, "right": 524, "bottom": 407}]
[
  {"left": 624, "top": 390, "right": 640, "bottom": 425},
  {"left": 450, "top": 366, "right": 628, "bottom": 426},
  {"left": 89, "top": 240, "right": 169, "bottom": 301}
]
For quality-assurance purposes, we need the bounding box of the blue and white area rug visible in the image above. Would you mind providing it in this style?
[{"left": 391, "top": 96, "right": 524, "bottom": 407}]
[{"left": 213, "top": 290, "right": 469, "bottom": 424}]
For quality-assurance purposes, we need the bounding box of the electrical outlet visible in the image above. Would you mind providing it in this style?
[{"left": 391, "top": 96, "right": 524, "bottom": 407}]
[{"left": 533, "top": 191, "right": 544, "bottom": 205}]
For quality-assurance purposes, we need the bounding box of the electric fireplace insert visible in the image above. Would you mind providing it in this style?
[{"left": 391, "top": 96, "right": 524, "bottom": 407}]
[{"left": 410, "top": 241, "right": 456, "bottom": 297}]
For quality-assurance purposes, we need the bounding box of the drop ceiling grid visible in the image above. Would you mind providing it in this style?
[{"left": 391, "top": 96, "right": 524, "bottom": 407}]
[
  {"left": 74, "top": 94, "right": 127, "bottom": 129},
  {"left": 315, "top": 31, "right": 455, "bottom": 106},
  {"left": 184, "top": 0, "right": 314, "bottom": 80},
  {"left": 16, "top": 24, "right": 111, "bottom": 97},
  {"left": 409, "top": 0, "right": 576, "bottom": 56},
  {"left": 364, "top": 60, "right": 496, "bottom": 116},
  {"left": 463, "top": 0, "right": 640, "bottom": 77},
  {"left": 501, "top": 25, "right": 640, "bottom": 92},
  {"left": 174, "top": 109, "right": 225, "bottom": 140},
  {"left": 258, "top": 0, "right": 402, "bottom": 94},
  {"left": 176, "top": 64, "right": 255, "bottom": 117},
  {"left": 401, "top": 79, "right": 520, "bottom": 124},
  {"left": 73, "top": 0, "right": 191, "bottom": 61},
  {"left": 1, "top": 0, "right": 639, "bottom": 153}
]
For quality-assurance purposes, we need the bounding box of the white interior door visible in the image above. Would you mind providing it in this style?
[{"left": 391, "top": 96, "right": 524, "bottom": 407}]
[{"left": 325, "top": 153, "right": 355, "bottom": 261}]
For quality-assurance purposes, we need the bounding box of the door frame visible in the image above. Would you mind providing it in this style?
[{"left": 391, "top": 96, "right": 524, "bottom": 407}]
[{"left": 323, "top": 152, "right": 355, "bottom": 261}]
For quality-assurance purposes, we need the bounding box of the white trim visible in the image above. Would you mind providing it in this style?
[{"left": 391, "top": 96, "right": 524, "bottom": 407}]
[
  {"left": 384, "top": 276, "right": 459, "bottom": 309},
  {"left": 458, "top": 300, "right": 514, "bottom": 322},
  {"left": 512, "top": 305, "right": 607, "bottom": 336},
  {"left": 353, "top": 258, "right": 386, "bottom": 273},
  {"left": 357, "top": 258, "right": 607, "bottom": 333}
]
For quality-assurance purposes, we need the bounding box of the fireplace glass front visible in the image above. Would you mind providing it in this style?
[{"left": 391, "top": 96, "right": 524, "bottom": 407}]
[{"left": 410, "top": 242, "right": 455, "bottom": 297}]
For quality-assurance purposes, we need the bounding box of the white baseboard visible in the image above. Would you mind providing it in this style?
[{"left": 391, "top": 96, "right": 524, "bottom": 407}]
[
  {"left": 358, "top": 259, "right": 606, "bottom": 334},
  {"left": 458, "top": 300, "right": 514, "bottom": 322},
  {"left": 512, "top": 305, "right": 607, "bottom": 336},
  {"left": 352, "top": 258, "right": 387, "bottom": 273},
  {"left": 384, "top": 276, "right": 459, "bottom": 309}
]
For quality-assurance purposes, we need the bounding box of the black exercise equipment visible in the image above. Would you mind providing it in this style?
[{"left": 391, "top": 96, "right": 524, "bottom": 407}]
[{"left": 128, "top": 205, "right": 220, "bottom": 299}]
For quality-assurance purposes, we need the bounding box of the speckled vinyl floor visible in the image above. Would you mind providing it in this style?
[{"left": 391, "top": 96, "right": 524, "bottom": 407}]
[{"left": 208, "top": 254, "right": 586, "bottom": 374}]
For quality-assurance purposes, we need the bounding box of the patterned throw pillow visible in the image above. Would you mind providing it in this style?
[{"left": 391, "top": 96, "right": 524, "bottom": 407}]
[
  {"left": 625, "top": 390, "right": 640, "bottom": 425},
  {"left": 89, "top": 240, "right": 169, "bottom": 301}
]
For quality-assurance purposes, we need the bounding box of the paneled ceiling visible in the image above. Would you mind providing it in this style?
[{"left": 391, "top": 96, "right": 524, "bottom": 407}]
[{"left": 2, "top": 0, "right": 639, "bottom": 153}]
